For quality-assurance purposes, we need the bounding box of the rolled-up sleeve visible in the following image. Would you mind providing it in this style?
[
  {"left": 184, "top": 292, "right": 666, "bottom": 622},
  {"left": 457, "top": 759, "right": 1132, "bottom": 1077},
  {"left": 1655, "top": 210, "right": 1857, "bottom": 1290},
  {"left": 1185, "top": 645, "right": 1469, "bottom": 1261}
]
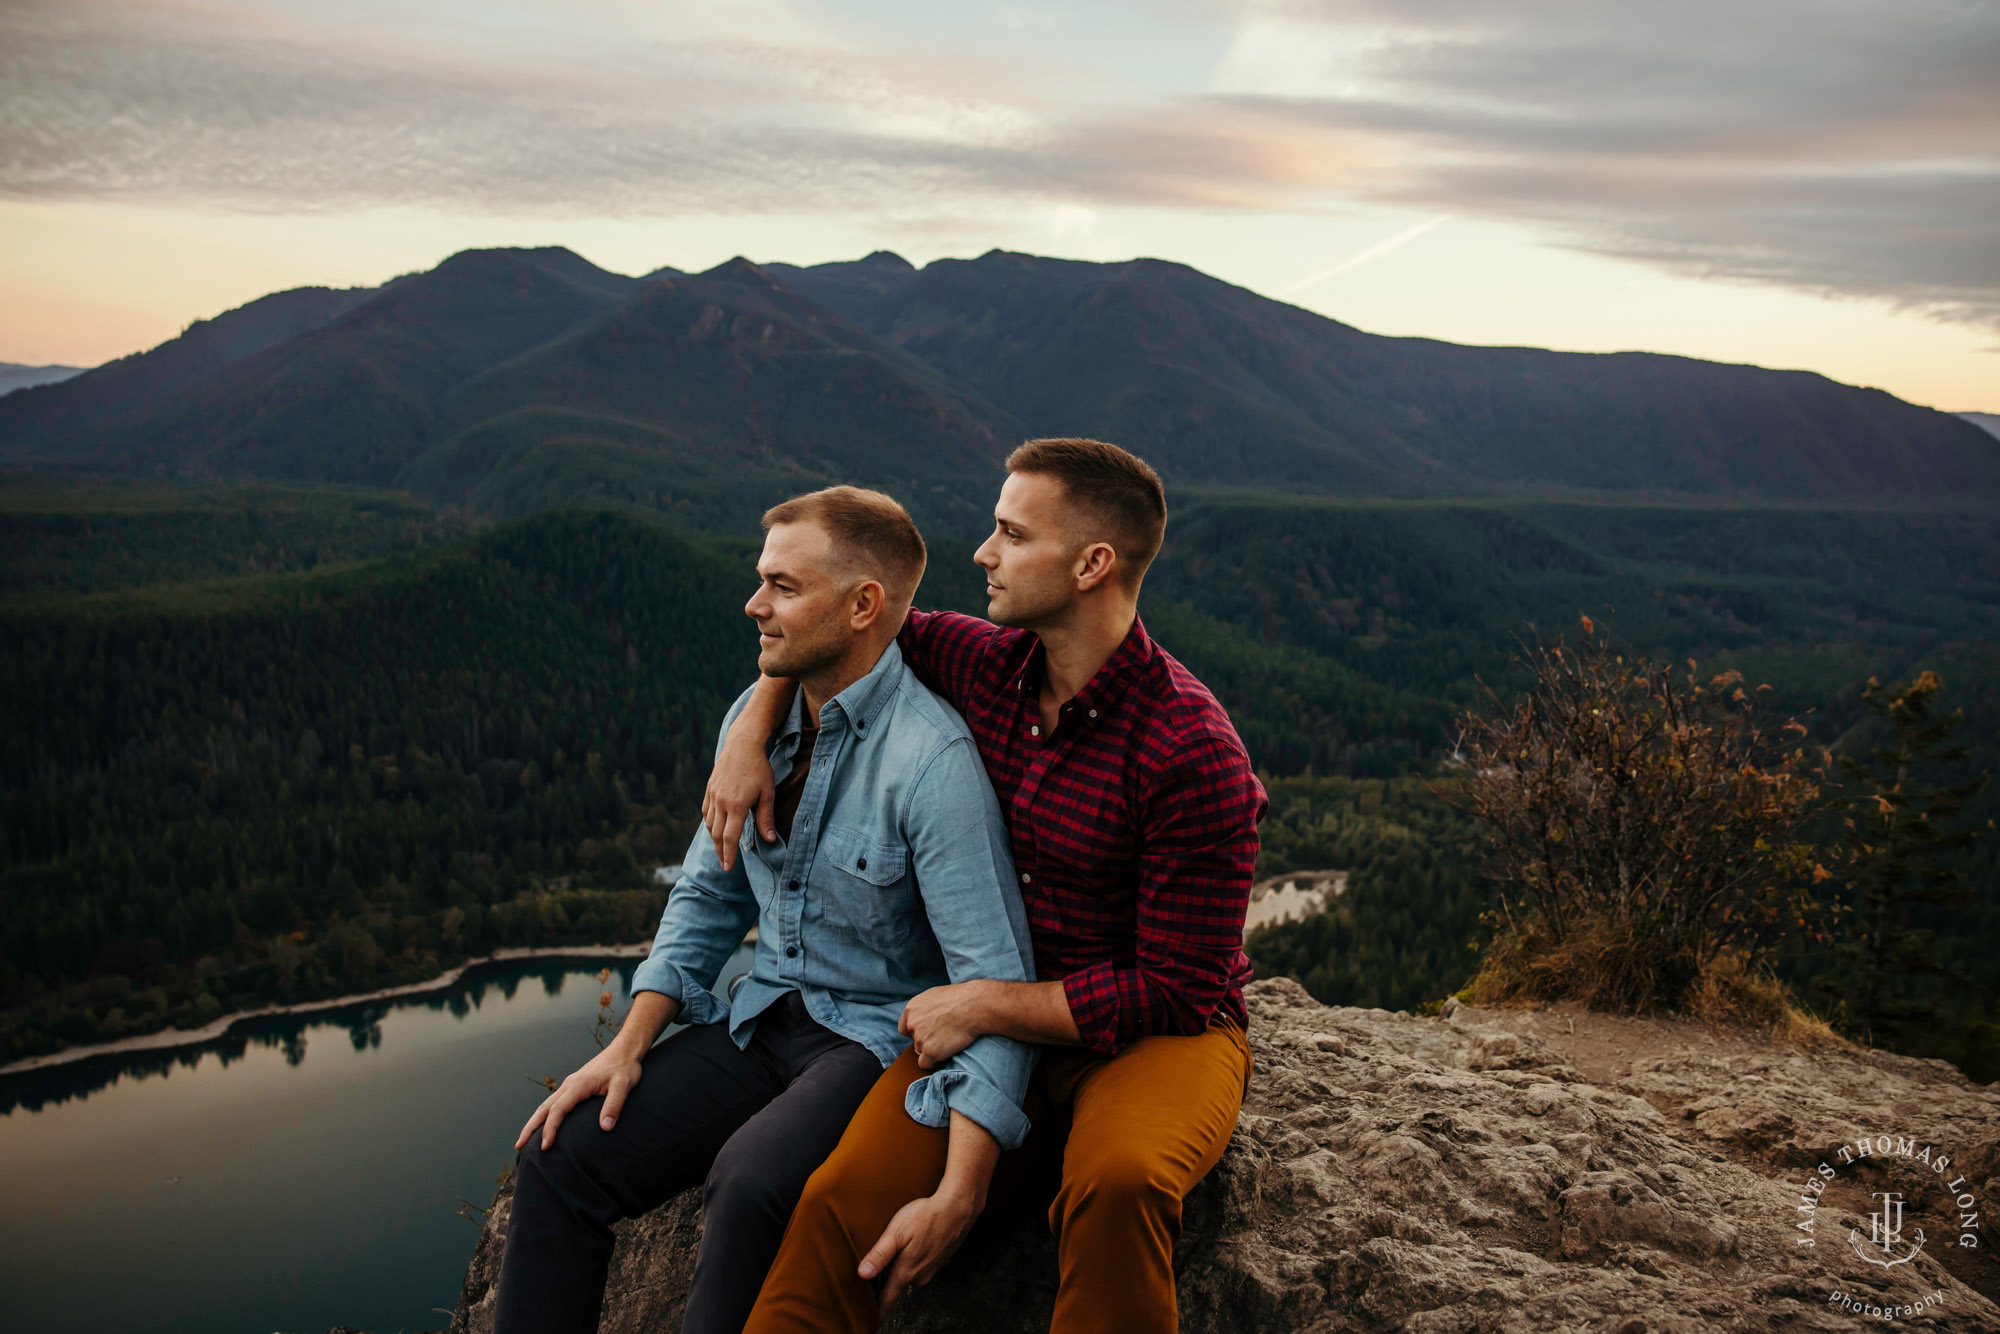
[
  {"left": 904, "top": 1033, "right": 1035, "bottom": 1149},
  {"left": 898, "top": 732, "right": 1039, "bottom": 1149},
  {"left": 1061, "top": 735, "right": 1265, "bottom": 1056},
  {"left": 630, "top": 691, "right": 759, "bottom": 1024}
]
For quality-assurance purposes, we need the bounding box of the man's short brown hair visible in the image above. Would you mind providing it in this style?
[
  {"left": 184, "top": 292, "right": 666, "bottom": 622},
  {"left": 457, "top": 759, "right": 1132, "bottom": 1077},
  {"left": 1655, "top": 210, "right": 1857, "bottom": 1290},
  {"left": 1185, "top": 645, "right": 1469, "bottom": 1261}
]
[
  {"left": 1006, "top": 438, "right": 1167, "bottom": 583},
  {"left": 761, "top": 485, "right": 927, "bottom": 613}
]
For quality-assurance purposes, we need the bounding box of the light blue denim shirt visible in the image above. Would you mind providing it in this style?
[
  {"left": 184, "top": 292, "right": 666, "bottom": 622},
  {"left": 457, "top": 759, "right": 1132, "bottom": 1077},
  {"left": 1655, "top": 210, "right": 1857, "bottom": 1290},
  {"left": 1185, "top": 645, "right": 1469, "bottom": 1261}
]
[{"left": 631, "top": 639, "right": 1039, "bottom": 1149}]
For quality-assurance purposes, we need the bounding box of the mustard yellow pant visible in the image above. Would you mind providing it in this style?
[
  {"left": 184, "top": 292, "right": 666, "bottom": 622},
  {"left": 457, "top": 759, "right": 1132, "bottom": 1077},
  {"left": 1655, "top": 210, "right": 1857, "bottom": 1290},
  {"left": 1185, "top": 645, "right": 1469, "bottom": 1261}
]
[{"left": 743, "top": 1014, "right": 1252, "bottom": 1334}]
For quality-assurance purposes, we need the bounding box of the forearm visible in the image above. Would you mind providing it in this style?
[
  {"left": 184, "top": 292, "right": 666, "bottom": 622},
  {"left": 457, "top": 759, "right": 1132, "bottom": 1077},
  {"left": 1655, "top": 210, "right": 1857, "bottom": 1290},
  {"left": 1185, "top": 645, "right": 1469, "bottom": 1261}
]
[
  {"left": 631, "top": 866, "right": 758, "bottom": 1017},
  {"left": 1059, "top": 947, "right": 1247, "bottom": 1053},
  {"left": 934, "top": 1110, "right": 1002, "bottom": 1211},
  {"left": 607, "top": 989, "right": 679, "bottom": 1057},
  {"left": 723, "top": 672, "right": 798, "bottom": 751},
  {"left": 970, "top": 978, "right": 1082, "bottom": 1046}
]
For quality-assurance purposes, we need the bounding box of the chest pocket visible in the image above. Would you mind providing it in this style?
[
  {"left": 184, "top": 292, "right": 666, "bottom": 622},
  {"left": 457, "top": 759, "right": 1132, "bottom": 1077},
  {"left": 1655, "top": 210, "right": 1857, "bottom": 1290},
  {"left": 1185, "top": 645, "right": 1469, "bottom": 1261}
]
[{"left": 815, "top": 824, "right": 916, "bottom": 951}]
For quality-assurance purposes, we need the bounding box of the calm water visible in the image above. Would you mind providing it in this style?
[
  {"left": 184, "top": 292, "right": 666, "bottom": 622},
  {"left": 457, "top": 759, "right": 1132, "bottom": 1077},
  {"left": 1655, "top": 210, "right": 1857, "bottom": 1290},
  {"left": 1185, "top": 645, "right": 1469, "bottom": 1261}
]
[{"left": 0, "top": 946, "right": 753, "bottom": 1334}]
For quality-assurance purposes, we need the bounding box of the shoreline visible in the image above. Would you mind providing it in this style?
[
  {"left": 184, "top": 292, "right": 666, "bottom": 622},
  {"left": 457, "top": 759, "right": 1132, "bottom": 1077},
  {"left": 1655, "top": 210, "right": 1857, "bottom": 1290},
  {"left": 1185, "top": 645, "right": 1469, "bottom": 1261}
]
[{"left": 0, "top": 943, "right": 655, "bottom": 1078}]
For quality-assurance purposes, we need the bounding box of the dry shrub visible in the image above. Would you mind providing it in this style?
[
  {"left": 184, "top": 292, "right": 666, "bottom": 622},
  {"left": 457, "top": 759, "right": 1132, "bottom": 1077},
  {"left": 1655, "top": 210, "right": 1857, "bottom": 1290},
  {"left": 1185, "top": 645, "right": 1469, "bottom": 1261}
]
[
  {"left": 1442, "top": 614, "right": 1836, "bottom": 1019},
  {"left": 1682, "top": 947, "right": 1847, "bottom": 1046},
  {"left": 1463, "top": 911, "right": 1686, "bottom": 1013},
  {"left": 1465, "top": 907, "right": 1848, "bottom": 1046}
]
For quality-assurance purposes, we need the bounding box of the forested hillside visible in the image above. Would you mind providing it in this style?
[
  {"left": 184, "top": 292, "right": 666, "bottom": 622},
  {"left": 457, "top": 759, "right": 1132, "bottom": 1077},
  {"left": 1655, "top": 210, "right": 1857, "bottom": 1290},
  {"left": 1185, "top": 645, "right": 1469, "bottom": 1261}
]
[
  {"left": 1, "top": 508, "right": 753, "bottom": 1058},
  {"left": 5, "top": 479, "right": 1994, "bottom": 1071},
  {"left": 0, "top": 478, "right": 473, "bottom": 595}
]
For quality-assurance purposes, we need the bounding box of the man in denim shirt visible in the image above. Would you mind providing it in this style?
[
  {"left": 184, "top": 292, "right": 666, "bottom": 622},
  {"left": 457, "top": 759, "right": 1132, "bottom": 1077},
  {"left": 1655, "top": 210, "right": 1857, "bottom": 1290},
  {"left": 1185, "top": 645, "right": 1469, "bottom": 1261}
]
[{"left": 492, "top": 486, "right": 1036, "bottom": 1334}]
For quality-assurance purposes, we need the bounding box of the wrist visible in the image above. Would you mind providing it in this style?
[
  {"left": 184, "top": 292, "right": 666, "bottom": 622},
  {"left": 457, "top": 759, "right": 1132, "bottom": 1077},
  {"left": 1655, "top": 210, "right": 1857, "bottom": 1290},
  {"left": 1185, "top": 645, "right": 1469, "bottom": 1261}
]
[
  {"left": 605, "top": 1030, "right": 648, "bottom": 1063},
  {"left": 721, "top": 722, "right": 763, "bottom": 759},
  {"left": 611, "top": 992, "right": 676, "bottom": 1056},
  {"left": 966, "top": 978, "right": 1000, "bottom": 1035},
  {"left": 931, "top": 1177, "right": 988, "bottom": 1217}
]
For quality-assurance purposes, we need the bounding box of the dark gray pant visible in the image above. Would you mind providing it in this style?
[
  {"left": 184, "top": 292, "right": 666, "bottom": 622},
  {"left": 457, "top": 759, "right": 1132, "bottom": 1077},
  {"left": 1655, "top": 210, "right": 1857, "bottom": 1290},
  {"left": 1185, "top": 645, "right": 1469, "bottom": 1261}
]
[{"left": 491, "top": 989, "right": 885, "bottom": 1334}]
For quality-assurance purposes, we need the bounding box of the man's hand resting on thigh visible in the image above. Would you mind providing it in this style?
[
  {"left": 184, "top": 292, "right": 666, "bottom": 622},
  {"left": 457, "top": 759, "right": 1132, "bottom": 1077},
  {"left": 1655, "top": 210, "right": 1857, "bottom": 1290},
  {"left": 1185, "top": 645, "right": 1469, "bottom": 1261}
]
[
  {"left": 858, "top": 1111, "right": 999, "bottom": 1311},
  {"left": 515, "top": 991, "right": 679, "bottom": 1150}
]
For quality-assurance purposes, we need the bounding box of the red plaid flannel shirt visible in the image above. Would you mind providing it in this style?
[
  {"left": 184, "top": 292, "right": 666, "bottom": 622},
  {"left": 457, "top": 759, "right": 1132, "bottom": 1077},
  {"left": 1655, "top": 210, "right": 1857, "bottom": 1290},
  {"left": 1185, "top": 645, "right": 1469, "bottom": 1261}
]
[{"left": 897, "top": 608, "right": 1268, "bottom": 1055}]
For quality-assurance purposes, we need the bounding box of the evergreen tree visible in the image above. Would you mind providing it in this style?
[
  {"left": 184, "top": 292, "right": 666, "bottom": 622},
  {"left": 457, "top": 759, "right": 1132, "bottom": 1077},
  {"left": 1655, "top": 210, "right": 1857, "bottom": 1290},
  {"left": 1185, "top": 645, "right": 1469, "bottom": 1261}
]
[{"left": 1819, "top": 671, "right": 1992, "bottom": 1046}]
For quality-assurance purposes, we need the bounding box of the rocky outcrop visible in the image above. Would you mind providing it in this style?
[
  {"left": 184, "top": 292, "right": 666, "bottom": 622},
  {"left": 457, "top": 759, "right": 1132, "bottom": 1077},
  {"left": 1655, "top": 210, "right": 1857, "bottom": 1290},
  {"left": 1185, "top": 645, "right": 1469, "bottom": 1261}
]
[{"left": 446, "top": 979, "right": 2000, "bottom": 1331}]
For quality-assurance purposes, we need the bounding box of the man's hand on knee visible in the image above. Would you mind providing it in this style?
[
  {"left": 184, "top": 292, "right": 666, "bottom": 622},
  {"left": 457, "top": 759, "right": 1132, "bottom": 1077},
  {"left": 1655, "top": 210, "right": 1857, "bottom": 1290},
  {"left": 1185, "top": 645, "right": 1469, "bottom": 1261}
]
[
  {"left": 515, "top": 1046, "right": 645, "bottom": 1151},
  {"left": 514, "top": 993, "right": 676, "bottom": 1151}
]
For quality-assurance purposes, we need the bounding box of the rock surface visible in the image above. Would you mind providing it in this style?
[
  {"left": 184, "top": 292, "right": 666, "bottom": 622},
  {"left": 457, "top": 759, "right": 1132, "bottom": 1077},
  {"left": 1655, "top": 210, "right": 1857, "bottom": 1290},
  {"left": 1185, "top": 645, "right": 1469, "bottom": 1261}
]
[{"left": 442, "top": 979, "right": 2000, "bottom": 1332}]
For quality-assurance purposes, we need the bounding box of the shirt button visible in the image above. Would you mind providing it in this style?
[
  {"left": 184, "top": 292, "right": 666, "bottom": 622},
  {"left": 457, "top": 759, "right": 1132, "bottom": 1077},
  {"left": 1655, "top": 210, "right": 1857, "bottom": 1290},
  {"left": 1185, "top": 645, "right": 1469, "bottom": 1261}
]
[
  {"left": 1088, "top": 709, "right": 1098, "bottom": 718},
  {"left": 1030, "top": 725, "right": 1040, "bottom": 736},
  {"left": 788, "top": 879, "right": 799, "bottom": 890},
  {"left": 856, "top": 856, "right": 867, "bottom": 870},
  {"left": 1021, "top": 872, "right": 1032, "bottom": 884},
  {"left": 785, "top": 945, "right": 798, "bottom": 958}
]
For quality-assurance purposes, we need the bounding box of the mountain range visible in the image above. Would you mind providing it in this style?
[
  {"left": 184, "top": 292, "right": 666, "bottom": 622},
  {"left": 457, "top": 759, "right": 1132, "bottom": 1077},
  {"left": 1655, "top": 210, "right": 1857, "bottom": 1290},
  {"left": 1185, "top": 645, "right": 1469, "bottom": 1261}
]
[
  {"left": 3, "top": 245, "right": 1994, "bottom": 531},
  {"left": 1961, "top": 412, "right": 2000, "bottom": 441},
  {"left": 0, "top": 363, "right": 86, "bottom": 398}
]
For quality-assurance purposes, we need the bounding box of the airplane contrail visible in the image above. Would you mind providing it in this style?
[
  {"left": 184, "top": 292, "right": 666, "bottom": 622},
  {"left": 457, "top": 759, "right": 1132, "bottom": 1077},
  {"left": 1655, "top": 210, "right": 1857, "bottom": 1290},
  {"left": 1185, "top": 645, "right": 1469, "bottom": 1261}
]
[{"left": 1280, "top": 214, "right": 1452, "bottom": 298}]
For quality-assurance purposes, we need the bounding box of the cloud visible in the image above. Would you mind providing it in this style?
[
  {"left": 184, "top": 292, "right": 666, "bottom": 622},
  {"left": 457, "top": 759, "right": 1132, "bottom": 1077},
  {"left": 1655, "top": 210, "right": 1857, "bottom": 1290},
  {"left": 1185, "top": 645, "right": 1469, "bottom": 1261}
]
[
  {"left": 1, "top": 0, "right": 1993, "bottom": 332},
  {"left": 1211, "top": 0, "right": 2000, "bottom": 329},
  {"left": 0, "top": 0, "right": 1361, "bottom": 217}
]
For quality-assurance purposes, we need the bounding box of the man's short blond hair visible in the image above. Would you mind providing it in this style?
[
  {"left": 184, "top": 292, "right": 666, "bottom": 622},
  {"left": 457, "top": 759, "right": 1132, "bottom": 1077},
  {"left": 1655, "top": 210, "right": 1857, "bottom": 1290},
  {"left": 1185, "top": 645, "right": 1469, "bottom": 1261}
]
[{"left": 761, "top": 485, "right": 927, "bottom": 613}]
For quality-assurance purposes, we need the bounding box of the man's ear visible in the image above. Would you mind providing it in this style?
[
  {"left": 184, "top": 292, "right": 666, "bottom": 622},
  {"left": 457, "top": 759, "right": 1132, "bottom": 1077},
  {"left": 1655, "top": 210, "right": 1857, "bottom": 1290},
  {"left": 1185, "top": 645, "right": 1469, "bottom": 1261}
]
[
  {"left": 1073, "top": 541, "right": 1119, "bottom": 592},
  {"left": 848, "top": 578, "right": 888, "bottom": 631}
]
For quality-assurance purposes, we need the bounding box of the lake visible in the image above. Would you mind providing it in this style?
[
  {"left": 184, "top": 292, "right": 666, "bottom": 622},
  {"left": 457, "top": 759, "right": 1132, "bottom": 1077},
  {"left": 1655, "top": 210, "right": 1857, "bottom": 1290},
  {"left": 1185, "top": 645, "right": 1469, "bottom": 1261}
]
[{"left": 0, "top": 945, "right": 753, "bottom": 1334}]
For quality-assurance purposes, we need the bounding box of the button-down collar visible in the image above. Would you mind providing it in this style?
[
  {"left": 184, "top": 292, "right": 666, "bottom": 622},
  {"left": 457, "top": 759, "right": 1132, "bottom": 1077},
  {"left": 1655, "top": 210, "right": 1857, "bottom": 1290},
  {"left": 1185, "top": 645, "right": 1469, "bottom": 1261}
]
[
  {"left": 1011, "top": 613, "right": 1154, "bottom": 723},
  {"left": 775, "top": 636, "right": 907, "bottom": 749}
]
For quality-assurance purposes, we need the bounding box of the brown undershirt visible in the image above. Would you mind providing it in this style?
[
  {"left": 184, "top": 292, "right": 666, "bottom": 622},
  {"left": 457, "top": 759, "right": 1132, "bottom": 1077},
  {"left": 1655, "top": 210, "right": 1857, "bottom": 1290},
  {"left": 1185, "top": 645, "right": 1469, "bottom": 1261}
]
[{"left": 770, "top": 720, "right": 821, "bottom": 843}]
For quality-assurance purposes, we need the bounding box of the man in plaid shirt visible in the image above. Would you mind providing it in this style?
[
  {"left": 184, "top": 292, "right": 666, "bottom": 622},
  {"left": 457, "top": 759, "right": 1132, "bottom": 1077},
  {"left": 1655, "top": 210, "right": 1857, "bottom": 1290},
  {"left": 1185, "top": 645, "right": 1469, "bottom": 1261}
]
[{"left": 703, "top": 438, "right": 1267, "bottom": 1333}]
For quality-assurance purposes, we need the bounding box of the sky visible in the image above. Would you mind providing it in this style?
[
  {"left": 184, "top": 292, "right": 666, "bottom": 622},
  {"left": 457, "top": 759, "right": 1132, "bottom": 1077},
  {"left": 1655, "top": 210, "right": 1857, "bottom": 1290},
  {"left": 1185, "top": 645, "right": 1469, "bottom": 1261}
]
[{"left": 1, "top": 0, "right": 1995, "bottom": 411}]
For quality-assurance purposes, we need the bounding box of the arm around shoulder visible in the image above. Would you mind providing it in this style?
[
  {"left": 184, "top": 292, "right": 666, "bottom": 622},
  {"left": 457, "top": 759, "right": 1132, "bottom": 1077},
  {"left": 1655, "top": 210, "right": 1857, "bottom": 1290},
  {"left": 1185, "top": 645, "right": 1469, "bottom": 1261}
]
[{"left": 702, "top": 673, "right": 797, "bottom": 868}]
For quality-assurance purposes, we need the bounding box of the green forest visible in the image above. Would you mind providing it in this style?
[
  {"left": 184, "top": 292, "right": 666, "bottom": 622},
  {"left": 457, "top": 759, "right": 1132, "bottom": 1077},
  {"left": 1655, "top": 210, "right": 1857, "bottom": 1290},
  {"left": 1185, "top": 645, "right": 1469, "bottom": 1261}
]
[
  {"left": 1243, "top": 774, "right": 1486, "bottom": 1014},
  {"left": 2, "top": 478, "right": 1995, "bottom": 1075},
  {"left": 2, "top": 500, "right": 755, "bottom": 1055}
]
